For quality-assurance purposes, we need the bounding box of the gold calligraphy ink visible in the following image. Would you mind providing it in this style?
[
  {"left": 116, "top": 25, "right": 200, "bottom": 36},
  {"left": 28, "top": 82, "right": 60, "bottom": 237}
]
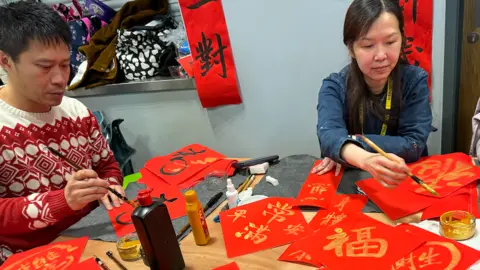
[
  {"left": 418, "top": 247, "right": 441, "bottom": 268},
  {"left": 227, "top": 209, "right": 247, "bottom": 223},
  {"left": 424, "top": 241, "right": 461, "bottom": 270},
  {"left": 308, "top": 183, "right": 329, "bottom": 195},
  {"left": 333, "top": 197, "right": 351, "bottom": 212},
  {"left": 393, "top": 253, "right": 416, "bottom": 270},
  {"left": 323, "top": 228, "right": 350, "bottom": 256},
  {"left": 346, "top": 227, "right": 387, "bottom": 258},
  {"left": 190, "top": 157, "right": 218, "bottom": 165},
  {"left": 32, "top": 256, "right": 47, "bottom": 269},
  {"left": 284, "top": 224, "right": 305, "bottom": 235},
  {"left": 319, "top": 212, "right": 347, "bottom": 226},
  {"left": 262, "top": 201, "right": 295, "bottom": 224},
  {"left": 288, "top": 250, "right": 312, "bottom": 261},
  {"left": 234, "top": 223, "right": 270, "bottom": 244}
]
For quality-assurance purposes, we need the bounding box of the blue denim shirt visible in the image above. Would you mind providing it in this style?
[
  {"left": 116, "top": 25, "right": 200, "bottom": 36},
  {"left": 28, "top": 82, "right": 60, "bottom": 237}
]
[{"left": 317, "top": 64, "right": 432, "bottom": 165}]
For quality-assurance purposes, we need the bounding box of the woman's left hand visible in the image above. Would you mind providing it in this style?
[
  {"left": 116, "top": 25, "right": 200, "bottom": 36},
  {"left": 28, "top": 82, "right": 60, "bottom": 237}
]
[
  {"left": 100, "top": 184, "right": 126, "bottom": 210},
  {"left": 311, "top": 157, "right": 342, "bottom": 176}
]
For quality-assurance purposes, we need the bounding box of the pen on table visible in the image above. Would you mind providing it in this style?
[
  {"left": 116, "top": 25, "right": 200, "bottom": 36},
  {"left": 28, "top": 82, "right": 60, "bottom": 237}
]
[
  {"left": 357, "top": 135, "right": 439, "bottom": 196},
  {"left": 106, "top": 251, "right": 128, "bottom": 270},
  {"left": 93, "top": 255, "right": 111, "bottom": 270},
  {"left": 47, "top": 146, "right": 138, "bottom": 207},
  {"left": 176, "top": 191, "right": 224, "bottom": 239}
]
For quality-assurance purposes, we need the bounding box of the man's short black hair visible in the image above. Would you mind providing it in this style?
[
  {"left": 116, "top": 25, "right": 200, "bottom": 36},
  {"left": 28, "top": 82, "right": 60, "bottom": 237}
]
[{"left": 0, "top": 1, "right": 72, "bottom": 62}]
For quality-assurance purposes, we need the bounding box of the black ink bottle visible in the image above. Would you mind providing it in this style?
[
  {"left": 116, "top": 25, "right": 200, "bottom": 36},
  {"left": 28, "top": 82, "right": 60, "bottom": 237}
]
[{"left": 131, "top": 188, "right": 185, "bottom": 270}]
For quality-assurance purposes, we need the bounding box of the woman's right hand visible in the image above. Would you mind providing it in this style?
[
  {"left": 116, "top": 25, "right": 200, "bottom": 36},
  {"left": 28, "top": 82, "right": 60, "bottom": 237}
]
[{"left": 362, "top": 153, "right": 409, "bottom": 188}]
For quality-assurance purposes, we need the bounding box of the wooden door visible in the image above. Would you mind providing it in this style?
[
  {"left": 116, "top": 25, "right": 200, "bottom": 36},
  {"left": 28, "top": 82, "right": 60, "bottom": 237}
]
[{"left": 456, "top": 0, "right": 480, "bottom": 153}]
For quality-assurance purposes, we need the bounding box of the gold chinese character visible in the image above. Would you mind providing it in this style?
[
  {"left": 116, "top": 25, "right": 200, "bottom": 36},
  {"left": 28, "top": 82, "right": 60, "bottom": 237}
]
[
  {"left": 346, "top": 227, "right": 387, "bottom": 258},
  {"left": 289, "top": 250, "right": 312, "bottom": 261},
  {"left": 301, "top": 197, "right": 319, "bottom": 201},
  {"left": 18, "top": 263, "right": 31, "bottom": 270},
  {"left": 308, "top": 183, "right": 329, "bottom": 195},
  {"left": 227, "top": 209, "right": 247, "bottom": 223},
  {"left": 46, "top": 251, "right": 60, "bottom": 261},
  {"left": 32, "top": 257, "right": 47, "bottom": 269},
  {"left": 190, "top": 157, "right": 217, "bottom": 165},
  {"left": 411, "top": 158, "right": 475, "bottom": 192},
  {"left": 323, "top": 228, "right": 350, "bottom": 256},
  {"left": 418, "top": 247, "right": 441, "bottom": 268},
  {"left": 284, "top": 224, "right": 305, "bottom": 235},
  {"left": 393, "top": 253, "right": 416, "bottom": 270},
  {"left": 262, "top": 201, "right": 295, "bottom": 224},
  {"left": 234, "top": 223, "right": 270, "bottom": 244},
  {"left": 48, "top": 255, "right": 74, "bottom": 270},
  {"left": 423, "top": 241, "right": 460, "bottom": 270},
  {"left": 54, "top": 244, "right": 78, "bottom": 252},
  {"left": 319, "top": 212, "right": 347, "bottom": 226},
  {"left": 333, "top": 197, "right": 351, "bottom": 212}
]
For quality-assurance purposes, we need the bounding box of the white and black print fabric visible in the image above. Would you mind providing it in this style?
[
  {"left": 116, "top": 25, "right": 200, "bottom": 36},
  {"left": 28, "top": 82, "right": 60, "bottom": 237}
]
[{"left": 116, "top": 27, "right": 174, "bottom": 81}]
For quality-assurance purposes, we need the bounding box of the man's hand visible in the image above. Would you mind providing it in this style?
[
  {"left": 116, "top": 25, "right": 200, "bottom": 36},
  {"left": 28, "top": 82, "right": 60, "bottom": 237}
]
[
  {"left": 100, "top": 185, "right": 126, "bottom": 210},
  {"left": 64, "top": 170, "right": 109, "bottom": 211}
]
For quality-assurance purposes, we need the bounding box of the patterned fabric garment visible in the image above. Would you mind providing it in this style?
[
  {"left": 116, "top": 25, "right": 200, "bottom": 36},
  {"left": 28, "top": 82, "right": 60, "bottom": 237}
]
[{"left": 0, "top": 96, "right": 123, "bottom": 264}]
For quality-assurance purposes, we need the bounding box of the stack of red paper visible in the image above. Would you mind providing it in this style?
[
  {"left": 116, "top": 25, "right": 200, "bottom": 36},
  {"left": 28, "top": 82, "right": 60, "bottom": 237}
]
[
  {"left": 356, "top": 152, "right": 480, "bottom": 221},
  {"left": 107, "top": 143, "right": 236, "bottom": 238}
]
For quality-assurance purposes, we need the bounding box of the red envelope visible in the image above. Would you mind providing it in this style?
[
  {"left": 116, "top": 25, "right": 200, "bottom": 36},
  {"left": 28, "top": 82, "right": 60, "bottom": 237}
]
[
  {"left": 309, "top": 194, "right": 368, "bottom": 232},
  {"left": 219, "top": 197, "right": 314, "bottom": 258},
  {"left": 277, "top": 236, "right": 323, "bottom": 267},
  {"left": 303, "top": 215, "right": 425, "bottom": 270},
  {"left": 177, "top": 55, "right": 194, "bottom": 77},
  {"left": 212, "top": 262, "right": 240, "bottom": 270},
  {"left": 407, "top": 153, "right": 480, "bottom": 198},
  {"left": 295, "top": 161, "right": 343, "bottom": 208},
  {"left": 393, "top": 224, "right": 480, "bottom": 270},
  {"left": 144, "top": 144, "right": 227, "bottom": 188},
  {"left": 1, "top": 237, "right": 88, "bottom": 270}
]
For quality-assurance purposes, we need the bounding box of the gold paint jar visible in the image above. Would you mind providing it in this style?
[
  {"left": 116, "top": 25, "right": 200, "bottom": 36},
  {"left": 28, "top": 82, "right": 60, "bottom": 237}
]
[
  {"left": 116, "top": 233, "right": 142, "bottom": 261},
  {"left": 439, "top": 210, "right": 476, "bottom": 241}
]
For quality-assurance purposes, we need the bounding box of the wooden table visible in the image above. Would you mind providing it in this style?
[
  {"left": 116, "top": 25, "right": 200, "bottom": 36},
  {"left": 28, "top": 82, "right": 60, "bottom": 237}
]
[{"left": 55, "top": 175, "right": 423, "bottom": 269}]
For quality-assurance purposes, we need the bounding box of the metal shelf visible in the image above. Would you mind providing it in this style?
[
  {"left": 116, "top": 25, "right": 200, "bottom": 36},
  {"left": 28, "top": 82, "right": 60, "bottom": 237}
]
[{"left": 65, "top": 77, "right": 195, "bottom": 98}]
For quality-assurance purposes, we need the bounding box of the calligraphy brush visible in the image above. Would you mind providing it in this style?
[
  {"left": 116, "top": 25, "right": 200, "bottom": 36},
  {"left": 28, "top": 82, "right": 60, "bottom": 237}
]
[
  {"left": 47, "top": 147, "right": 138, "bottom": 207},
  {"left": 176, "top": 191, "right": 223, "bottom": 239},
  {"left": 238, "top": 174, "right": 255, "bottom": 193},
  {"left": 357, "top": 135, "right": 439, "bottom": 196}
]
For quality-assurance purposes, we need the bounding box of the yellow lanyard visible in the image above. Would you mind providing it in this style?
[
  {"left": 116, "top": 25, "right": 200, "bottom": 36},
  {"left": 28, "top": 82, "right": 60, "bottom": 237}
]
[{"left": 359, "top": 77, "right": 392, "bottom": 136}]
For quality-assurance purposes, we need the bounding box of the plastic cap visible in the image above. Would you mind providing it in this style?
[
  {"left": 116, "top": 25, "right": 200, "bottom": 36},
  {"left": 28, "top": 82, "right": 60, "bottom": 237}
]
[
  {"left": 137, "top": 188, "right": 153, "bottom": 206},
  {"left": 226, "top": 178, "right": 235, "bottom": 192},
  {"left": 184, "top": 190, "right": 198, "bottom": 203}
]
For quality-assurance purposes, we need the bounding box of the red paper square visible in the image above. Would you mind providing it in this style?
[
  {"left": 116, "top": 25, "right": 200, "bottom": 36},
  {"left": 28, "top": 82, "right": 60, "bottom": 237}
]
[
  {"left": 144, "top": 144, "right": 226, "bottom": 188},
  {"left": 309, "top": 194, "right": 368, "bottom": 232},
  {"left": 295, "top": 161, "right": 342, "bottom": 208},
  {"left": 304, "top": 214, "right": 425, "bottom": 270},
  {"left": 393, "top": 224, "right": 480, "bottom": 270},
  {"left": 407, "top": 153, "right": 480, "bottom": 198},
  {"left": 277, "top": 236, "right": 323, "bottom": 268},
  {"left": 69, "top": 257, "right": 102, "bottom": 269},
  {"left": 219, "top": 197, "right": 314, "bottom": 258},
  {"left": 212, "top": 262, "right": 240, "bottom": 270},
  {"left": 1, "top": 237, "right": 88, "bottom": 270}
]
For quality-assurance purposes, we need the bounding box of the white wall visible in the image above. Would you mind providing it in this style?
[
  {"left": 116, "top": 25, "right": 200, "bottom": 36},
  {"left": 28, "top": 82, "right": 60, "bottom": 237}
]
[{"left": 76, "top": 0, "right": 446, "bottom": 170}]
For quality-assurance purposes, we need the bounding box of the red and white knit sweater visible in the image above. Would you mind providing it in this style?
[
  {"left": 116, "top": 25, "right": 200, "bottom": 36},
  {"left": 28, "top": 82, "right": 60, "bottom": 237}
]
[{"left": 0, "top": 96, "right": 123, "bottom": 263}]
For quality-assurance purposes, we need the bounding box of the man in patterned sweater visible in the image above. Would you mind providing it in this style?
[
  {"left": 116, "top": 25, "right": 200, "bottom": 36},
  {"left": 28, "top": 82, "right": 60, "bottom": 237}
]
[{"left": 0, "top": 1, "right": 126, "bottom": 263}]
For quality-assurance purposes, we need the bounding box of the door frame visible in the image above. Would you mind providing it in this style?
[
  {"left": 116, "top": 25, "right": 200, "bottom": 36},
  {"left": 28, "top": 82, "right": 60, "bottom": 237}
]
[{"left": 441, "top": 0, "right": 464, "bottom": 153}]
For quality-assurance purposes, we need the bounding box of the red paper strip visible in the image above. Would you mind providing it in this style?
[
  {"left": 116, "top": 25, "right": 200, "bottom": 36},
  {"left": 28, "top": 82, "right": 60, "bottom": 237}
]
[
  {"left": 219, "top": 197, "right": 314, "bottom": 258},
  {"left": 177, "top": 55, "right": 194, "bottom": 77},
  {"left": 407, "top": 153, "right": 480, "bottom": 198},
  {"left": 212, "top": 262, "right": 240, "bottom": 270},
  {"left": 356, "top": 178, "right": 471, "bottom": 220},
  {"left": 144, "top": 144, "right": 227, "bottom": 188},
  {"left": 69, "top": 257, "right": 102, "bottom": 269},
  {"left": 178, "top": 0, "right": 242, "bottom": 108},
  {"left": 394, "top": 224, "right": 480, "bottom": 270},
  {"left": 400, "top": 0, "right": 433, "bottom": 93},
  {"left": 309, "top": 194, "right": 368, "bottom": 232},
  {"left": 295, "top": 161, "right": 343, "bottom": 208},
  {"left": 303, "top": 214, "right": 425, "bottom": 270},
  {"left": 108, "top": 170, "right": 186, "bottom": 238},
  {"left": 277, "top": 236, "right": 324, "bottom": 268},
  {"left": 1, "top": 237, "right": 88, "bottom": 270}
]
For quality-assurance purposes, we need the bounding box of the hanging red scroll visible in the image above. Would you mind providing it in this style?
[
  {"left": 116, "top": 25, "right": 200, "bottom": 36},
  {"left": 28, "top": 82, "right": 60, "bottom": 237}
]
[
  {"left": 178, "top": 0, "right": 242, "bottom": 108},
  {"left": 400, "top": 0, "right": 433, "bottom": 95}
]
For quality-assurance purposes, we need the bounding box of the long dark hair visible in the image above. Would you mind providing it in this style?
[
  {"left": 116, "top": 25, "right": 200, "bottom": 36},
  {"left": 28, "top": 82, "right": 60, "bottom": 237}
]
[{"left": 344, "top": 0, "right": 408, "bottom": 135}]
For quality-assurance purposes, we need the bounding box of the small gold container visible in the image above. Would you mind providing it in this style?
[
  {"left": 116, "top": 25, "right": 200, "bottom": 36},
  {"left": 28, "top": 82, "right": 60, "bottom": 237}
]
[
  {"left": 439, "top": 210, "right": 476, "bottom": 241},
  {"left": 116, "top": 233, "right": 142, "bottom": 261}
]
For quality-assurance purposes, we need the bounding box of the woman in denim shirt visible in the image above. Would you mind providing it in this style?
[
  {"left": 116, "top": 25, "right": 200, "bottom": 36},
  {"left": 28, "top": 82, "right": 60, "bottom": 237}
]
[{"left": 312, "top": 0, "right": 432, "bottom": 188}]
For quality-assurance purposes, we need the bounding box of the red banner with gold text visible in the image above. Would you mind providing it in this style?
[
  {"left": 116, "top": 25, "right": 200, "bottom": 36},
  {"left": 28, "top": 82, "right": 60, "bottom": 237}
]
[
  {"left": 400, "top": 0, "right": 433, "bottom": 97},
  {"left": 178, "top": 0, "right": 242, "bottom": 108}
]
